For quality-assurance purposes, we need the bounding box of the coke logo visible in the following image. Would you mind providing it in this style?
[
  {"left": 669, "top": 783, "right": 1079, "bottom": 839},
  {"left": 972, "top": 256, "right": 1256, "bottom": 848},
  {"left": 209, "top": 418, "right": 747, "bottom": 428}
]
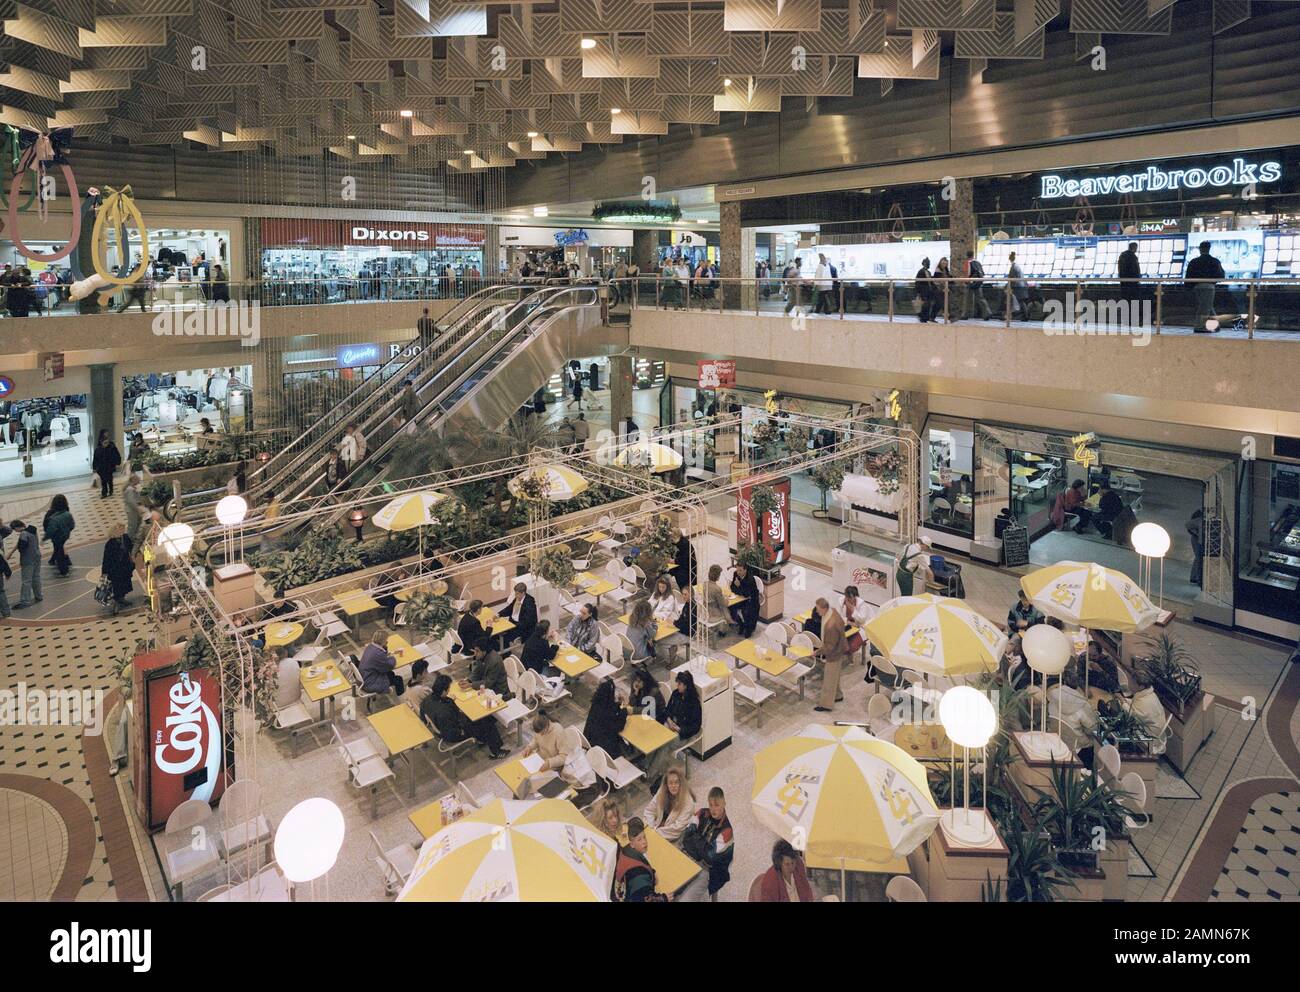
[{"left": 153, "top": 673, "right": 221, "bottom": 800}]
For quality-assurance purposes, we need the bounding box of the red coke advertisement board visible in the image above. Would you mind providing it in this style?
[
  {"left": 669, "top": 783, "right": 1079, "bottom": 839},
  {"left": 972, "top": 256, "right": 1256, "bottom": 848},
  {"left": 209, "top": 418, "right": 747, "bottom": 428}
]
[
  {"left": 132, "top": 645, "right": 230, "bottom": 831},
  {"left": 736, "top": 476, "right": 792, "bottom": 568}
]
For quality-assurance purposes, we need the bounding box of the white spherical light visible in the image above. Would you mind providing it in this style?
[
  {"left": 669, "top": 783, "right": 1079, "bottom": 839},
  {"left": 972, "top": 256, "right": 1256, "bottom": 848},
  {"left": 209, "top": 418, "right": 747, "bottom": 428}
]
[
  {"left": 274, "top": 797, "right": 345, "bottom": 884},
  {"left": 1022, "top": 623, "right": 1071, "bottom": 675},
  {"left": 215, "top": 494, "right": 248, "bottom": 527},
  {"left": 938, "top": 686, "right": 997, "bottom": 749},
  {"left": 157, "top": 522, "right": 195, "bottom": 557},
  {"left": 1130, "top": 522, "right": 1170, "bottom": 558}
]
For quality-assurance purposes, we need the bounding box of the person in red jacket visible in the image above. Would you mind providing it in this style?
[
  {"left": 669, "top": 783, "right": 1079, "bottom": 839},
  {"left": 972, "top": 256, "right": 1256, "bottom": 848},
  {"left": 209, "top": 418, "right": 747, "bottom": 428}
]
[{"left": 757, "top": 839, "right": 815, "bottom": 902}]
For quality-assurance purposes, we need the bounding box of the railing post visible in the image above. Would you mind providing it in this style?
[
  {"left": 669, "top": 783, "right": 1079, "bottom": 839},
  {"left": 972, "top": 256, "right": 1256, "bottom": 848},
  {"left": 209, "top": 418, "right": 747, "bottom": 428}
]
[
  {"left": 1154, "top": 283, "right": 1162, "bottom": 336},
  {"left": 655, "top": 275, "right": 661, "bottom": 309},
  {"left": 1004, "top": 283, "right": 1012, "bottom": 327},
  {"left": 755, "top": 278, "right": 760, "bottom": 317},
  {"left": 840, "top": 283, "right": 845, "bottom": 319},
  {"left": 1074, "top": 280, "right": 1083, "bottom": 333},
  {"left": 887, "top": 280, "right": 895, "bottom": 322},
  {"left": 942, "top": 281, "right": 950, "bottom": 323},
  {"left": 1247, "top": 281, "right": 1256, "bottom": 339}
]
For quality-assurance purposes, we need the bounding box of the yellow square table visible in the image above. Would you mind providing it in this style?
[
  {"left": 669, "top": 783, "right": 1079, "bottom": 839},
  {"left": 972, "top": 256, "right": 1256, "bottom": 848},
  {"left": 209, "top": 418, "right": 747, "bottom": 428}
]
[
  {"left": 334, "top": 589, "right": 382, "bottom": 629},
  {"left": 450, "top": 681, "right": 508, "bottom": 721},
  {"left": 387, "top": 633, "right": 424, "bottom": 667},
  {"left": 618, "top": 614, "right": 679, "bottom": 642},
  {"left": 300, "top": 660, "right": 351, "bottom": 720},
  {"left": 575, "top": 572, "right": 618, "bottom": 610},
  {"left": 264, "top": 621, "right": 304, "bottom": 648},
  {"left": 368, "top": 704, "right": 434, "bottom": 797},
  {"left": 620, "top": 713, "right": 678, "bottom": 756},
  {"left": 892, "top": 723, "right": 951, "bottom": 761},
  {"left": 553, "top": 643, "right": 600, "bottom": 678},
  {"left": 408, "top": 794, "right": 472, "bottom": 840},
  {"left": 725, "top": 639, "right": 795, "bottom": 677},
  {"left": 618, "top": 826, "right": 701, "bottom": 895},
  {"left": 476, "top": 608, "right": 516, "bottom": 638}
]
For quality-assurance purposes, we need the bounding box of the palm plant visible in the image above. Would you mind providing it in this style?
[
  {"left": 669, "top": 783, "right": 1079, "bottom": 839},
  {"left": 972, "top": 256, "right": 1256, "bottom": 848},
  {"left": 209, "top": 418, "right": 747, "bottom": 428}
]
[
  {"left": 1138, "top": 633, "right": 1201, "bottom": 713},
  {"left": 1030, "top": 760, "right": 1133, "bottom": 869},
  {"left": 1002, "top": 820, "right": 1074, "bottom": 902},
  {"left": 403, "top": 591, "right": 456, "bottom": 638}
]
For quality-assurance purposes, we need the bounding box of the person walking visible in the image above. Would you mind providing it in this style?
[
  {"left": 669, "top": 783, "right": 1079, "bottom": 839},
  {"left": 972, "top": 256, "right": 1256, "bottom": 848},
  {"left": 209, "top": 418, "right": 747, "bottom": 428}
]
[
  {"left": 1185, "top": 240, "right": 1225, "bottom": 332},
  {"left": 571, "top": 372, "right": 584, "bottom": 411},
  {"left": 7, "top": 520, "right": 42, "bottom": 609},
  {"left": 101, "top": 523, "right": 134, "bottom": 613},
  {"left": 417, "top": 307, "right": 436, "bottom": 344},
  {"left": 572, "top": 412, "right": 590, "bottom": 450},
  {"left": 1118, "top": 241, "right": 1142, "bottom": 313},
  {"left": 42, "top": 495, "right": 75, "bottom": 577},
  {"left": 933, "top": 257, "right": 952, "bottom": 321},
  {"left": 92, "top": 429, "right": 122, "bottom": 498},
  {"left": 123, "top": 473, "right": 145, "bottom": 547},
  {"left": 915, "top": 257, "right": 934, "bottom": 322},
  {"left": 1006, "top": 251, "right": 1028, "bottom": 320},
  {"left": 0, "top": 525, "right": 11, "bottom": 619},
  {"left": 963, "top": 250, "right": 990, "bottom": 319},
  {"left": 783, "top": 257, "right": 803, "bottom": 315},
  {"left": 813, "top": 598, "right": 849, "bottom": 712},
  {"left": 813, "top": 253, "right": 833, "bottom": 315}
]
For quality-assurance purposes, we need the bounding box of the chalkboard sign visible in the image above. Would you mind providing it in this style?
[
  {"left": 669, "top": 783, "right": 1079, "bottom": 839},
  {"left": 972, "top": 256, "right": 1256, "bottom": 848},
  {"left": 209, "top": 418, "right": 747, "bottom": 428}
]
[{"left": 1002, "top": 525, "right": 1030, "bottom": 567}]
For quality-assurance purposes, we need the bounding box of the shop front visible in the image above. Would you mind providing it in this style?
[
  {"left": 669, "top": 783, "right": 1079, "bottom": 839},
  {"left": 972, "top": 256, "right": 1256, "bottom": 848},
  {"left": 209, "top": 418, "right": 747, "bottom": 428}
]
[
  {"left": 258, "top": 218, "right": 486, "bottom": 302},
  {"left": 499, "top": 226, "right": 633, "bottom": 275},
  {"left": 0, "top": 365, "right": 92, "bottom": 489}
]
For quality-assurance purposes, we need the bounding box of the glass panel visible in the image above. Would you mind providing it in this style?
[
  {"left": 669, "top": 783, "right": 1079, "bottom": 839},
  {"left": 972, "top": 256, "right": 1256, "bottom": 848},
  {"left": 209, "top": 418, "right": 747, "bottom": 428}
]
[
  {"left": 1238, "top": 460, "right": 1300, "bottom": 595},
  {"left": 925, "top": 422, "right": 974, "bottom": 537}
]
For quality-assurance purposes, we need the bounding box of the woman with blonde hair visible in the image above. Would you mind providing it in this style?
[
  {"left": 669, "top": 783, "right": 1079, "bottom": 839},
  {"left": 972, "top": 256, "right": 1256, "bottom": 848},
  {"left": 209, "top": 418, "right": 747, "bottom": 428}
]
[
  {"left": 640, "top": 763, "right": 696, "bottom": 843},
  {"left": 589, "top": 796, "right": 625, "bottom": 841},
  {"left": 627, "top": 598, "right": 659, "bottom": 661}
]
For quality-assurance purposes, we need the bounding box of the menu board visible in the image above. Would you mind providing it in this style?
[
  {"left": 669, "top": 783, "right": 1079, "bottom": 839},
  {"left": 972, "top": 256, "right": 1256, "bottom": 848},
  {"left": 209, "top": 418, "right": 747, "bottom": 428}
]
[{"left": 1002, "top": 525, "right": 1030, "bottom": 567}]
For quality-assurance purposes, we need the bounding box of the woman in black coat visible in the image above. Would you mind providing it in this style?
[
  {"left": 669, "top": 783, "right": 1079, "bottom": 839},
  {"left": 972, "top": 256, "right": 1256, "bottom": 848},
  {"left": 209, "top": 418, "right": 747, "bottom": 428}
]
[
  {"left": 670, "top": 532, "right": 697, "bottom": 591},
  {"left": 728, "top": 563, "right": 761, "bottom": 637},
  {"left": 456, "top": 599, "right": 486, "bottom": 654},
  {"left": 101, "top": 524, "right": 134, "bottom": 610},
  {"left": 583, "top": 679, "right": 628, "bottom": 757},
  {"left": 92, "top": 430, "right": 122, "bottom": 498}
]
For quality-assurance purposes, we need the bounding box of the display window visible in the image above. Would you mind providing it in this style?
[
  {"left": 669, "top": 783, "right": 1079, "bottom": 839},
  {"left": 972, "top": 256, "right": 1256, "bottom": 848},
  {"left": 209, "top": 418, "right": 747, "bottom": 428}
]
[
  {"left": 1237, "top": 460, "right": 1300, "bottom": 605},
  {"left": 925, "top": 420, "right": 975, "bottom": 538}
]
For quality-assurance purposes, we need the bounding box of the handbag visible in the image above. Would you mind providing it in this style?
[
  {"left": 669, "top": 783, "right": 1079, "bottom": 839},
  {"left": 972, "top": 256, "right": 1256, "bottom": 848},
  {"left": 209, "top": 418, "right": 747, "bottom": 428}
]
[
  {"left": 94, "top": 573, "right": 113, "bottom": 605},
  {"left": 681, "top": 822, "right": 711, "bottom": 862}
]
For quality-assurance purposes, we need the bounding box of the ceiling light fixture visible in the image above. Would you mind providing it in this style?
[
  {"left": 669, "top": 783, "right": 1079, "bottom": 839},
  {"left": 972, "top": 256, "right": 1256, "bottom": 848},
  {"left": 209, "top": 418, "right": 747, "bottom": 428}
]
[
  {"left": 723, "top": 78, "right": 733, "bottom": 87},
  {"left": 399, "top": 109, "right": 413, "bottom": 117},
  {"left": 527, "top": 130, "right": 539, "bottom": 138},
  {"left": 464, "top": 149, "right": 475, "bottom": 155},
  {"left": 580, "top": 37, "right": 597, "bottom": 49},
  {"left": 533, "top": 206, "right": 549, "bottom": 217},
  {"left": 610, "top": 107, "right": 621, "bottom": 114},
  {"left": 347, "top": 134, "right": 356, "bottom": 140}
]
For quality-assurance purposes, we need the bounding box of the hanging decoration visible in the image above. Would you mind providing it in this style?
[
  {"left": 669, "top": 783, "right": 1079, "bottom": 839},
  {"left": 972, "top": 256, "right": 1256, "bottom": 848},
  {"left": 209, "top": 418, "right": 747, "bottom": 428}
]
[
  {"left": 91, "top": 185, "right": 149, "bottom": 287},
  {"left": 1071, "top": 194, "right": 1094, "bottom": 236},
  {"left": 6, "top": 128, "right": 81, "bottom": 263},
  {"left": 0, "top": 126, "right": 38, "bottom": 219},
  {"left": 1117, "top": 191, "right": 1138, "bottom": 235},
  {"left": 886, "top": 201, "right": 905, "bottom": 238},
  {"left": 591, "top": 199, "right": 681, "bottom": 224}
]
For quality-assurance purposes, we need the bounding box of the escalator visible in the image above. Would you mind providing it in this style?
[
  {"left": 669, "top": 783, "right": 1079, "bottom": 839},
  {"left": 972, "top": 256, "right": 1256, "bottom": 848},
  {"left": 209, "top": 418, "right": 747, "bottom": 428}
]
[{"left": 177, "top": 282, "right": 542, "bottom": 522}]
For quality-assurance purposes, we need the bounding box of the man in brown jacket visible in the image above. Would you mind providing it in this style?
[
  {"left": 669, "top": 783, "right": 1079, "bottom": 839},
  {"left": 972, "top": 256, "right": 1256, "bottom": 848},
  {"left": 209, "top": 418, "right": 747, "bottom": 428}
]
[{"left": 814, "top": 598, "right": 849, "bottom": 712}]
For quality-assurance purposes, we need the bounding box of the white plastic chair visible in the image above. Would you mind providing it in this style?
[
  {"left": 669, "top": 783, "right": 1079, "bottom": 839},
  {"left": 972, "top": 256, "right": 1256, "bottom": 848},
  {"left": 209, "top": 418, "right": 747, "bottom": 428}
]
[
  {"left": 369, "top": 830, "right": 419, "bottom": 896},
  {"left": 886, "top": 875, "right": 927, "bottom": 902},
  {"left": 587, "top": 744, "right": 644, "bottom": 790},
  {"left": 1119, "top": 771, "right": 1150, "bottom": 830},
  {"left": 733, "top": 667, "right": 774, "bottom": 727},
  {"left": 162, "top": 798, "right": 223, "bottom": 901},
  {"left": 421, "top": 711, "right": 475, "bottom": 780},
  {"left": 520, "top": 668, "right": 570, "bottom": 708},
  {"left": 218, "top": 779, "right": 273, "bottom": 864},
  {"left": 337, "top": 742, "right": 394, "bottom": 820},
  {"left": 584, "top": 634, "right": 624, "bottom": 686},
  {"left": 1097, "top": 743, "right": 1122, "bottom": 782},
  {"left": 273, "top": 698, "right": 314, "bottom": 756},
  {"left": 560, "top": 725, "right": 588, "bottom": 753}
]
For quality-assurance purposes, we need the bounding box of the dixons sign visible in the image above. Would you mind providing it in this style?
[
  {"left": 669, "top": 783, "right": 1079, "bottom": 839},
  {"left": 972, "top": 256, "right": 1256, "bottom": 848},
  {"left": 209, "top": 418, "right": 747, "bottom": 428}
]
[
  {"left": 1040, "top": 158, "right": 1281, "bottom": 199},
  {"left": 351, "top": 225, "right": 430, "bottom": 242}
]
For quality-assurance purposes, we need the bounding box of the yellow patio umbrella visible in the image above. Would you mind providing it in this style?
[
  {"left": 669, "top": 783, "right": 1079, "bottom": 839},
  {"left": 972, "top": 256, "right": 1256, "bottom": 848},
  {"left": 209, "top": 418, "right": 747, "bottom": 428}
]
[
  {"left": 1019, "top": 560, "right": 1159, "bottom": 632},
  {"left": 864, "top": 593, "right": 1007, "bottom": 676},
  {"left": 613, "top": 440, "right": 684, "bottom": 474},
  {"left": 507, "top": 464, "right": 589, "bottom": 502},
  {"left": 752, "top": 725, "right": 939, "bottom": 892},
  {"left": 372, "top": 490, "right": 449, "bottom": 532},
  {"left": 398, "top": 798, "right": 617, "bottom": 902}
]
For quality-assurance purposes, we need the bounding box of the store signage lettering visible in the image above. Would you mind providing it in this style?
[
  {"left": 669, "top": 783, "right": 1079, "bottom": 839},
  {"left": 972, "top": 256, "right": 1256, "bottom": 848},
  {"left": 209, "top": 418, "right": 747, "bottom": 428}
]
[
  {"left": 886, "top": 389, "right": 902, "bottom": 421},
  {"left": 351, "top": 226, "right": 431, "bottom": 242},
  {"left": 0, "top": 375, "right": 14, "bottom": 398},
  {"left": 337, "top": 344, "right": 382, "bottom": 368},
  {"left": 1072, "top": 432, "right": 1100, "bottom": 469},
  {"left": 697, "top": 360, "right": 736, "bottom": 389},
  {"left": 1040, "top": 159, "right": 1281, "bottom": 199},
  {"left": 553, "top": 229, "right": 589, "bottom": 246}
]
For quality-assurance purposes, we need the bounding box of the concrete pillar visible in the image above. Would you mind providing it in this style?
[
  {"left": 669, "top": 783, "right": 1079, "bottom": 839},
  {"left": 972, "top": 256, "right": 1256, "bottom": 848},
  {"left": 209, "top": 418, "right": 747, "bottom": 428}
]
[
  {"left": 633, "top": 229, "right": 658, "bottom": 271},
  {"left": 609, "top": 354, "right": 634, "bottom": 436},
  {"left": 948, "top": 178, "right": 976, "bottom": 319},
  {"left": 251, "top": 338, "right": 287, "bottom": 433},
  {"left": 88, "top": 362, "right": 123, "bottom": 455},
  {"left": 482, "top": 225, "right": 501, "bottom": 277},
  {"left": 720, "top": 201, "right": 742, "bottom": 311}
]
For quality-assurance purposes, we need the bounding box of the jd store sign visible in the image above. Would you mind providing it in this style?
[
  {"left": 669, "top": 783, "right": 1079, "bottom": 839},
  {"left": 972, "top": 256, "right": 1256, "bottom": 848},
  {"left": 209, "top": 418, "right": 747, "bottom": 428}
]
[{"left": 1040, "top": 158, "right": 1282, "bottom": 199}]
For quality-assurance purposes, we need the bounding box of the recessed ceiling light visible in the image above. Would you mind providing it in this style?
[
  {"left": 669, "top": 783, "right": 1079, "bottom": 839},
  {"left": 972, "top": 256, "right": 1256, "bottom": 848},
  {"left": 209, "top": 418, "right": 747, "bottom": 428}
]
[
  {"left": 696, "top": 218, "right": 708, "bottom": 223},
  {"left": 527, "top": 130, "right": 539, "bottom": 138},
  {"left": 610, "top": 107, "right": 621, "bottom": 114},
  {"left": 723, "top": 78, "right": 733, "bottom": 87},
  {"left": 580, "top": 37, "right": 597, "bottom": 49},
  {"left": 347, "top": 134, "right": 356, "bottom": 140},
  {"left": 533, "top": 206, "right": 549, "bottom": 217},
  {"left": 399, "top": 109, "right": 413, "bottom": 117},
  {"left": 464, "top": 149, "right": 475, "bottom": 155}
]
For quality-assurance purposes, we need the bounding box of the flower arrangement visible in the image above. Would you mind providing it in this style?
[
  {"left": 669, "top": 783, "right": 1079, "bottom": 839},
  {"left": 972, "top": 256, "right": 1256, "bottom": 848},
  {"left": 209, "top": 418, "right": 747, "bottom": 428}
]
[
  {"left": 633, "top": 513, "right": 679, "bottom": 575},
  {"left": 868, "top": 448, "right": 902, "bottom": 496}
]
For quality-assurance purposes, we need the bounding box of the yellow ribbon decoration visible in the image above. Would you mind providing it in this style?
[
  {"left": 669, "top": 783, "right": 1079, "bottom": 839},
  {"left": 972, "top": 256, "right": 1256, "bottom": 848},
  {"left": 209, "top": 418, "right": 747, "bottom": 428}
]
[{"left": 91, "top": 185, "right": 149, "bottom": 286}]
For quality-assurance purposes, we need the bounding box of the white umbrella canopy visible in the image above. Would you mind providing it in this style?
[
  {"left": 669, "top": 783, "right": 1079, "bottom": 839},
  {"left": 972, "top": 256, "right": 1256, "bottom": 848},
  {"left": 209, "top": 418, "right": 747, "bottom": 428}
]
[
  {"left": 507, "top": 464, "right": 590, "bottom": 502},
  {"left": 1019, "top": 561, "right": 1160, "bottom": 632},
  {"left": 864, "top": 594, "right": 1007, "bottom": 676},
  {"left": 371, "top": 490, "right": 449, "bottom": 532},
  {"left": 398, "top": 798, "right": 617, "bottom": 902},
  {"left": 613, "top": 440, "right": 684, "bottom": 474}
]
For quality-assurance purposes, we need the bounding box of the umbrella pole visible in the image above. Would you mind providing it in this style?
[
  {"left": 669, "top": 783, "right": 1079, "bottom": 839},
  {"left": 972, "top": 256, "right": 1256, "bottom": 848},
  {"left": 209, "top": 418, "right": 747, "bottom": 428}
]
[{"left": 840, "top": 858, "right": 847, "bottom": 902}]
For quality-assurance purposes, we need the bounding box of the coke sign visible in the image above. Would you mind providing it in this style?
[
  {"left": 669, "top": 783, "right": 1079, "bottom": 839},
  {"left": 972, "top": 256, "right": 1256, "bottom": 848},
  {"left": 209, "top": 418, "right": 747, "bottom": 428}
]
[{"left": 736, "top": 476, "right": 792, "bottom": 568}]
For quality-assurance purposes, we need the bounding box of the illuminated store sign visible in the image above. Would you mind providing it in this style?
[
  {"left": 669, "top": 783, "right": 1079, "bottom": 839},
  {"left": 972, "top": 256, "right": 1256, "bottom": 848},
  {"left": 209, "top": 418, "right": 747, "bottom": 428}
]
[
  {"left": 336, "top": 344, "right": 382, "bottom": 368},
  {"left": 1040, "top": 159, "right": 1281, "bottom": 199}
]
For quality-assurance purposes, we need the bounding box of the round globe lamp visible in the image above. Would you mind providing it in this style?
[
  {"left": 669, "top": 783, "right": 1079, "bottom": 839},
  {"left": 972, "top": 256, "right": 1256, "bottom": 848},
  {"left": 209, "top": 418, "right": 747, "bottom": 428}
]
[
  {"left": 274, "top": 798, "right": 346, "bottom": 895},
  {"left": 1021, "top": 624, "right": 1073, "bottom": 759},
  {"left": 938, "top": 686, "right": 998, "bottom": 842},
  {"left": 157, "top": 522, "right": 195, "bottom": 558},
  {"left": 1131, "top": 522, "right": 1171, "bottom": 607}
]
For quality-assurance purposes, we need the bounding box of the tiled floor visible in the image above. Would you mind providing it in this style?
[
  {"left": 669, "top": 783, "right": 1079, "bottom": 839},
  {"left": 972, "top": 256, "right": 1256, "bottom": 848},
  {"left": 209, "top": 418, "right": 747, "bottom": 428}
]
[
  {"left": 0, "top": 787, "right": 68, "bottom": 900},
  {"left": 1211, "top": 792, "right": 1300, "bottom": 901}
]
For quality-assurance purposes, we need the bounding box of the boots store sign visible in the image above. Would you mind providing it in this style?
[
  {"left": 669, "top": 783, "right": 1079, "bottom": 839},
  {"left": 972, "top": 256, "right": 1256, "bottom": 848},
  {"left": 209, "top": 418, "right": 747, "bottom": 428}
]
[{"left": 261, "top": 218, "right": 485, "bottom": 248}]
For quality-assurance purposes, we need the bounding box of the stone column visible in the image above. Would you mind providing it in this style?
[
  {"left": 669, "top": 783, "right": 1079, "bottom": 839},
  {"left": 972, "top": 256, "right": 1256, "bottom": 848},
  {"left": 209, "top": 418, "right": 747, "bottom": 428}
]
[
  {"left": 89, "top": 363, "right": 123, "bottom": 458},
  {"left": 482, "top": 225, "right": 501, "bottom": 277},
  {"left": 609, "top": 354, "right": 634, "bottom": 437},
  {"left": 251, "top": 337, "right": 288, "bottom": 433},
  {"left": 632, "top": 229, "right": 659, "bottom": 306},
  {"left": 948, "top": 178, "right": 976, "bottom": 320},
  {"left": 720, "top": 201, "right": 742, "bottom": 311}
]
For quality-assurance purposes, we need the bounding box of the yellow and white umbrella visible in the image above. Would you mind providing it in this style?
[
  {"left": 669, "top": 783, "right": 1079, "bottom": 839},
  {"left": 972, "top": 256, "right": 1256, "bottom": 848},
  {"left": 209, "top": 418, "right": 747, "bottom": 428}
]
[
  {"left": 864, "top": 593, "right": 1007, "bottom": 676},
  {"left": 752, "top": 724, "right": 939, "bottom": 867},
  {"left": 372, "top": 490, "right": 448, "bottom": 532},
  {"left": 1019, "top": 560, "right": 1159, "bottom": 632},
  {"left": 507, "top": 464, "right": 590, "bottom": 502},
  {"left": 398, "top": 798, "right": 616, "bottom": 902},
  {"left": 613, "top": 440, "right": 684, "bottom": 474}
]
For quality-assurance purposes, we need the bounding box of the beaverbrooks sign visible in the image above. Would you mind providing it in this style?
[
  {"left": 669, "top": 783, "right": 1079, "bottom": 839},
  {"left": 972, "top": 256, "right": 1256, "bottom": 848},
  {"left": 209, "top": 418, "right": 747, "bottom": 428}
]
[{"left": 1040, "top": 158, "right": 1281, "bottom": 199}]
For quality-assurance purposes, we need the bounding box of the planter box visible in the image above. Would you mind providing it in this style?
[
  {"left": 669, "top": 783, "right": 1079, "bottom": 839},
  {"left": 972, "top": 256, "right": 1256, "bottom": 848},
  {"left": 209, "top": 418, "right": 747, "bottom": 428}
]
[
  {"left": 1100, "top": 835, "right": 1131, "bottom": 902},
  {"left": 910, "top": 811, "right": 1008, "bottom": 902},
  {"left": 1056, "top": 865, "right": 1106, "bottom": 902},
  {"left": 759, "top": 574, "right": 785, "bottom": 621},
  {"left": 144, "top": 461, "right": 239, "bottom": 496},
  {"left": 255, "top": 549, "right": 425, "bottom": 606},
  {"left": 1008, "top": 732, "right": 1082, "bottom": 797},
  {"left": 1164, "top": 692, "right": 1214, "bottom": 774}
]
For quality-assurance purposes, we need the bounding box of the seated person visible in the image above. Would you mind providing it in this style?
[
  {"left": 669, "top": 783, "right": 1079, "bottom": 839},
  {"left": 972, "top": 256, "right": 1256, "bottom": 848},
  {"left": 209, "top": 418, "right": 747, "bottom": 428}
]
[
  {"left": 358, "top": 629, "right": 403, "bottom": 696},
  {"left": 627, "top": 666, "right": 666, "bottom": 722},
  {"left": 565, "top": 603, "right": 601, "bottom": 656},
  {"left": 518, "top": 710, "right": 574, "bottom": 796},
  {"left": 648, "top": 576, "right": 680, "bottom": 623},
  {"left": 728, "top": 563, "right": 761, "bottom": 637},
  {"left": 582, "top": 679, "right": 628, "bottom": 757},
  {"left": 803, "top": 607, "right": 823, "bottom": 639},
  {"left": 1007, "top": 590, "right": 1044, "bottom": 636},
  {"left": 639, "top": 763, "right": 696, "bottom": 843},
  {"left": 1094, "top": 486, "right": 1124, "bottom": 539},
  {"left": 420, "top": 673, "right": 507, "bottom": 759},
  {"left": 456, "top": 599, "right": 486, "bottom": 654},
  {"left": 1052, "top": 478, "right": 1092, "bottom": 533},
  {"left": 613, "top": 818, "right": 665, "bottom": 902},
  {"left": 400, "top": 658, "right": 434, "bottom": 711},
  {"left": 759, "top": 839, "right": 815, "bottom": 903},
  {"left": 273, "top": 648, "right": 299, "bottom": 710},
  {"left": 646, "top": 672, "right": 703, "bottom": 784},
  {"left": 468, "top": 637, "right": 511, "bottom": 698},
  {"left": 502, "top": 581, "right": 537, "bottom": 648},
  {"left": 697, "top": 563, "right": 731, "bottom": 625},
  {"left": 521, "top": 618, "right": 561, "bottom": 676}
]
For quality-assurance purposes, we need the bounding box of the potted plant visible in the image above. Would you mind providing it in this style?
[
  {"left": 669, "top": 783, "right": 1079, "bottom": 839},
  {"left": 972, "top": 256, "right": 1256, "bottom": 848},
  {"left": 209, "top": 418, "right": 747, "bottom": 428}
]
[
  {"left": 746, "top": 484, "right": 782, "bottom": 567},
  {"left": 1030, "top": 760, "right": 1133, "bottom": 891},
  {"left": 807, "top": 461, "right": 845, "bottom": 518},
  {"left": 749, "top": 418, "right": 780, "bottom": 459},
  {"left": 1136, "top": 633, "right": 1201, "bottom": 719},
  {"left": 1001, "top": 820, "right": 1074, "bottom": 903},
  {"left": 631, "top": 513, "right": 679, "bottom": 578},
  {"left": 402, "top": 591, "right": 457, "bottom": 639},
  {"left": 530, "top": 546, "right": 576, "bottom": 590}
]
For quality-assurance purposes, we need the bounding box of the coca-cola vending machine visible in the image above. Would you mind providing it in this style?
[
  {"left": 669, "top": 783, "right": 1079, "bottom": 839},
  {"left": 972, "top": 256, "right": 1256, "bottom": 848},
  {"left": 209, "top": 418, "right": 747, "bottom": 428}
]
[
  {"left": 736, "top": 476, "right": 792, "bottom": 567},
  {"left": 132, "top": 645, "right": 231, "bottom": 832}
]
